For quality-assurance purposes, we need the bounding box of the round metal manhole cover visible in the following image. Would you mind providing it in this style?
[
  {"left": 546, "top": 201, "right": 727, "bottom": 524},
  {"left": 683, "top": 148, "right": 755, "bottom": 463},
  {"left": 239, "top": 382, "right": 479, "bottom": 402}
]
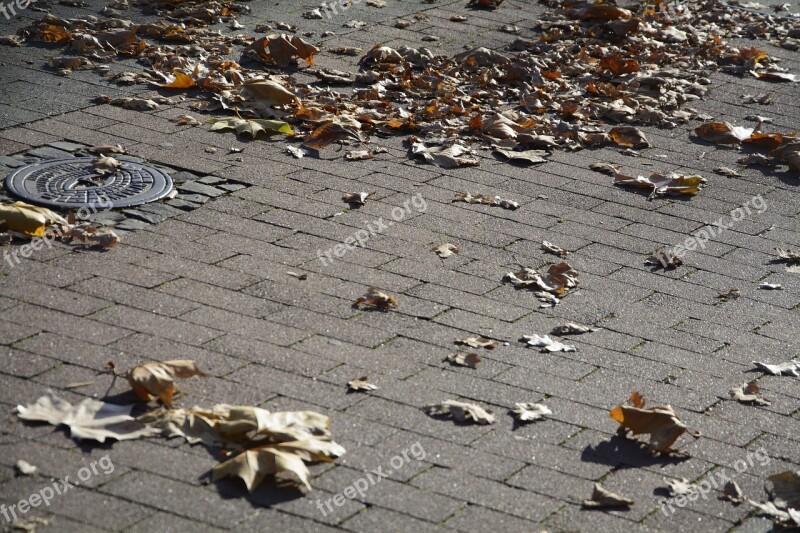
[{"left": 5, "top": 157, "right": 173, "bottom": 209}]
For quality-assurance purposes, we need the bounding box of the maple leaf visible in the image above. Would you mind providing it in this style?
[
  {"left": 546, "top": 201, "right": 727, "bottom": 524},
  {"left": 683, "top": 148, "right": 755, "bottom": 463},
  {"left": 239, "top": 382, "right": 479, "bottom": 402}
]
[{"left": 16, "top": 391, "right": 159, "bottom": 443}]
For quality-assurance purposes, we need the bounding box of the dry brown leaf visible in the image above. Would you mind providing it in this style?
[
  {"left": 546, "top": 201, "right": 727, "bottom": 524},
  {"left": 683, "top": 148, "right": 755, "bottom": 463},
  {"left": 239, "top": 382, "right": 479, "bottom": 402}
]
[
  {"left": 609, "top": 126, "right": 650, "bottom": 149},
  {"left": 422, "top": 400, "right": 495, "bottom": 424},
  {"left": 645, "top": 247, "right": 683, "bottom": 270},
  {"left": 717, "top": 288, "right": 740, "bottom": 301},
  {"left": 614, "top": 172, "right": 706, "bottom": 199},
  {"left": 303, "top": 122, "right": 364, "bottom": 150},
  {"left": 723, "top": 480, "right": 745, "bottom": 505},
  {"left": 125, "top": 360, "right": 206, "bottom": 406},
  {"left": 454, "top": 192, "right": 519, "bottom": 210},
  {"left": 695, "top": 122, "right": 754, "bottom": 144},
  {"left": 504, "top": 262, "right": 579, "bottom": 303},
  {"left": 729, "top": 381, "right": 771, "bottom": 406},
  {"left": 467, "top": 0, "right": 503, "bottom": 9},
  {"left": 610, "top": 392, "right": 691, "bottom": 455},
  {"left": 347, "top": 376, "right": 378, "bottom": 392},
  {"left": 551, "top": 323, "right": 598, "bottom": 335},
  {"left": 444, "top": 352, "right": 482, "bottom": 368},
  {"left": 582, "top": 483, "right": 635, "bottom": 508},
  {"left": 455, "top": 337, "right": 498, "bottom": 350},
  {"left": 355, "top": 287, "right": 397, "bottom": 311},
  {"left": 769, "top": 142, "right": 800, "bottom": 172},
  {"left": 776, "top": 248, "right": 800, "bottom": 265}
]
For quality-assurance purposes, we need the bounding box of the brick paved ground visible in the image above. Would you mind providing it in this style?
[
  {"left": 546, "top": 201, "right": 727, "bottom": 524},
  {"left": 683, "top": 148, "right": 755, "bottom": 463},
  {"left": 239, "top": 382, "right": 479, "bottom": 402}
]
[{"left": 1, "top": 0, "right": 799, "bottom": 532}]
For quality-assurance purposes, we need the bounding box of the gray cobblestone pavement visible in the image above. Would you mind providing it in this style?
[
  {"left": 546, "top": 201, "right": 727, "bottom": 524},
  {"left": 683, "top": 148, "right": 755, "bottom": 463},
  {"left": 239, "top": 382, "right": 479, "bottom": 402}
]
[{"left": 1, "top": 0, "right": 799, "bottom": 531}]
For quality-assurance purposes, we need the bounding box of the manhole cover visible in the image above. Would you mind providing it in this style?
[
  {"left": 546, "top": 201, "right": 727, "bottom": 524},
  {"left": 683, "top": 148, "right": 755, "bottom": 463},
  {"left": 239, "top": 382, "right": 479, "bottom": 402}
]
[{"left": 5, "top": 157, "right": 173, "bottom": 209}]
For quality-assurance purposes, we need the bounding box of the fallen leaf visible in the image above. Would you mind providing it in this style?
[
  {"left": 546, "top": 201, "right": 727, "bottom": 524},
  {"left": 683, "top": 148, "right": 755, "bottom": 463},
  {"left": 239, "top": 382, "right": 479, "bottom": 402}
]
[
  {"left": 751, "top": 70, "right": 799, "bottom": 82},
  {"left": 125, "top": 360, "right": 206, "bottom": 406},
  {"left": 239, "top": 79, "right": 300, "bottom": 107},
  {"left": 171, "top": 114, "right": 200, "bottom": 126},
  {"left": 412, "top": 143, "right": 480, "bottom": 168},
  {"left": 432, "top": 243, "right": 459, "bottom": 258},
  {"left": 610, "top": 126, "right": 651, "bottom": 149},
  {"left": 752, "top": 360, "right": 800, "bottom": 377},
  {"left": 286, "top": 146, "right": 309, "bottom": 159},
  {"left": 15, "top": 460, "right": 37, "bottom": 476},
  {"left": 454, "top": 192, "right": 519, "bottom": 210},
  {"left": 342, "top": 192, "right": 374, "bottom": 205},
  {"left": 355, "top": 287, "right": 397, "bottom": 310},
  {"left": 455, "top": 337, "right": 498, "bottom": 349},
  {"left": 551, "top": 323, "right": 598, "bottom": 335},
  {"left": 582, "top": 483, "right": 635, "bottom": 509},
  {"left": 776, "top": 248, "right": 800, "bottom": 265},
  {"left": 347, "top": 376, "right": 378, "bottom": 392},
  {"left": 521, "top": 334, "right": 576, "bottom": 352},
  {"left": 769, "top": 142, "right": 800, "bottom": 172},
  {"left": 730, "top": 381, "right": 771, "bottom": 406},
  {"left": 345, "top": 150, "right": 373, "bottom": 161},
  {"left": 245, "top": 34, "right": 319, "bottom": 68},
  {"left": 10, "top": 516, "right": 50, "bottom": 532},
  {"left": 303, "top": 121, "right": 364, "bottom": 150},
  {"left": 60, "top": 223, "right": 120, "bottom": 249},
  {"left": 695, "top": 122, "right": 754, "bottom": 144},
  {"left": 645, "top": 247, "right": 683, "bottom": 270},
  {"left": 717, "top": 288, "right": 741, "bottom": 301},
  {"left": 467, "top": 0, "right": 504, "bottom": 8},
  {"left": 15, "top": 391, "right": 158, "bottom": 443},
  {"left": 541, "top": 240, "right": 569, "bottom": 257},
  {"left": 493, "top": 146, "right": 548, "bottom": 165},
  {"left": 511, "top": 402, "right": 551, "bottom": 423},
  {"left": 0, "top": 202, "right": 67, "bottom": 238},
  {"left": 504, "top": 262, "right": 579, "bottom": 304},
  {"left": 159, "top": 70, "right": 195, "bottom": 89},
  {"left": 715, "top": 166, "right": 740, "bottom": 177},
  {"left": 444, "top": 352, "right": 482, "bottom": 368},
  {"left": 767, "top": 471, "right": 800, "bottom": 509},
  {"left": 422, "top": 400, "right": 495, "bottom": 424},
  {"left": 286, "top": 271, "right": 308, "bottom": 280},
  {"left": 610, "top": 392, "right": 690, "bottom": 455},
  {"left": 209, "top": 117, "right": 293, "bottom": 138},
  {"left": 615, "top": 172, "right": 706, "bottom": 200},
  {"left": 665, "top": 477, "right": 696, "bottom": 496},
  {"left": 87, "top": 144, "right": 125, "bottom": 155},
  {"left": 92, "top": 155, "right": 122, "bottom": 175},
  {"left": 759, "top": 282, "right": 782, "bottom": 290}
]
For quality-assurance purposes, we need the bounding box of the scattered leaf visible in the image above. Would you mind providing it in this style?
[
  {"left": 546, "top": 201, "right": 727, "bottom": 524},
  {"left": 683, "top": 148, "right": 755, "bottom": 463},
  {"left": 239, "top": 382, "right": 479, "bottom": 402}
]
[
  {"left": 492, "top": 146, "right": 548, "bottom": 165},
  {"left": 541, "top": 240, "right": 569, "bottom": 257},
  {"left": 759, "top": 282, "right": 782, "bottom": 290},
  {"left": 610, "top": 126, "right": 650, "bottom": 149},
  {"left": 665, "top": 477, "right": 696, "bottom": 496},
  {"left": 342, "top": 191, "right": 374, "bottom": 205},
  {"left": 615, "top": 171, "right": 706, "bottom": 200},
  {"left": 511, "top": 402, "right": 551, "bottom": 423},
  {"left": 432, "top": 243, "right": 459, "bottom": 258},
  {"left": 723, "top": 480, "right": 745, "bottom": 505},
  {"left": 125, "top": 360, "right": 206, "bottom": 406},
  {"left": 444, "top": 352, "right": 482, "bottom": 368},
  {"left": 646, "top": 247, "right": 683, "bottom": 270},
  {"left": 521, "top": 334, "right": 576, "bottom": 352},
  {"left": 752, "top": 360, "right": 800, "bottom": 377},
  {"left": 730, "top": 381, "right": 771, "bottom": 406},
  {"left": 93, "top": 155, "right": 122, "bottom": 175},
  {"left": 454, "top": 192, "right": 519, "bottom": 210},
  {"left": 455, "top": 337, "right": 498, "bottom": 349},
  {"left": 717, "top": 288, "right": 741, "bottom": 301},
  {"left": 695, "top": 122, "right": 754, "bottom": 144},
  {"left": 422, "top": 400, "right": 495, "bottom": 424},
  {"left": 610, "top": 392, "right": 691, "bottom": 455},
  {"left": 551, "top": 323, "right": 598, "bottom": 335},
  {"left": 15, "top": 460, "right": 37, "bottom": 476},
  {"left": 15, "top": 391, "right": 158, "bottom": 443},
  {"left": 355, "top": 287, "right": 397, "bottom": 311},
  {"left": 286, "top": 271, "right": 308, "bottom": 280},
  {"left": 209, "top": 117, "right": 293, "bottom": 138},
  {"left": 582, "top": 483, "right": 635, "bottom": 509},
  {"left": 347, "top": 376, "right": 378, "bottom": 392}
]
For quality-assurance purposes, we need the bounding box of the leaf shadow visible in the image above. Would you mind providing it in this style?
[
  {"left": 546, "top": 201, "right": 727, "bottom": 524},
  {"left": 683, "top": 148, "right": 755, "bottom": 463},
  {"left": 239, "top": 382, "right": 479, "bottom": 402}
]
[
  {"left": 580, "top": 434, "right": 690, "bottom": 470},
  {"left": 213, "top": 476, "right": 304, "bottom": 507}
]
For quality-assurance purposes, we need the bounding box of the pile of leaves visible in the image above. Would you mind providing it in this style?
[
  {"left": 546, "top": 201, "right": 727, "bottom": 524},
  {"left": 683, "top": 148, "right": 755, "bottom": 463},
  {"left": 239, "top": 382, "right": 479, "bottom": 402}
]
[
  {"left": 6, "top": 0, "right": 798, "bottom": 173},
  {"left": 16, "top": 359, "right": 345, "bottom": 493}
]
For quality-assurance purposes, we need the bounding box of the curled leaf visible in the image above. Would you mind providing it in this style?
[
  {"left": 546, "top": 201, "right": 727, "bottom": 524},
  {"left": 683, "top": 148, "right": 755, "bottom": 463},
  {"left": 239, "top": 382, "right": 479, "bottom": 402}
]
[{"left": 125, "top": 359, "right": 206, "bottom": 406}]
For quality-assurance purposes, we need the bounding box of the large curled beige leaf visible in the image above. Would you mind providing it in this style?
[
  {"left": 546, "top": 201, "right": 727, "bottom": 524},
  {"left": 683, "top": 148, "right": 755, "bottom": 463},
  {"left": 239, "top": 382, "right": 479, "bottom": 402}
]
[
  {"left": 695, "top": 122, "right": 754, "bottom": 145},
  {"left": 412, "top": 143, "right": 480, "bottom": 168},
  {"left": 610, "top": 392, "right": 690, "bottom": 455},
  {"left": 16, "top": 391, "right": 158, "bottom": 443},
  {"left": 422, "top": 400, "right": 495, "bottom": 425},
  {"left": 212, "top": 439, "right": 345, "bottom": 493},
  {"left": 125, "top": 360, "right": 206, "bottom": 406},
  {"left": 614, "top": 171, "right": 706, "bottom": 200},
  {"left": 729, "top": 381, "right": 771, "bottom": 406},
  {"left": 213, "top": 406, "right": 332, "bottom": 443},
  {"left": 0, "top": 202, "right": 67, "bottom": 238},
  {"left": 239, "top": 78, "right": 300, "bottom": 107}
]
